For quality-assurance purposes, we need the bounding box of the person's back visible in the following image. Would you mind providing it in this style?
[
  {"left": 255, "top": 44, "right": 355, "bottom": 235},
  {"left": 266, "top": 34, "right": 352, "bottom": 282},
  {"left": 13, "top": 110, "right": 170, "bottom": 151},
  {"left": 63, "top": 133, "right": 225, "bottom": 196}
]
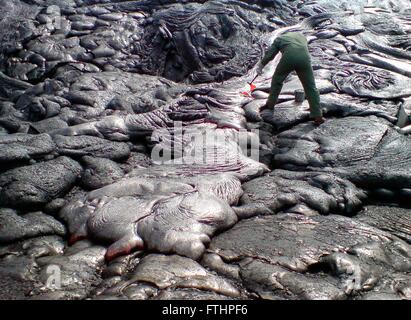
[{"left": 275, "top": 32, "right": 310, "bottom": 57}]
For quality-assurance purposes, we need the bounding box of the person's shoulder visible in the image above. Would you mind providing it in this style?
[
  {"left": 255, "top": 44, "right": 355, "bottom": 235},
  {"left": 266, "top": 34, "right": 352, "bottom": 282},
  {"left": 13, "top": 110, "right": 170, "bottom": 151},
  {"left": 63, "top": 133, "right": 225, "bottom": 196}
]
[
  {"left": 276, "top": 31, "right": 305, "bottom": 44},
  {"left": 294, "top": 32, "right": 307, "bottom": 40},
  {"left": 286, "top": 31, "right": 305, "bottom": 38},
  {"left": 279, "top": 31, "right": 297, "bottom": 39}
]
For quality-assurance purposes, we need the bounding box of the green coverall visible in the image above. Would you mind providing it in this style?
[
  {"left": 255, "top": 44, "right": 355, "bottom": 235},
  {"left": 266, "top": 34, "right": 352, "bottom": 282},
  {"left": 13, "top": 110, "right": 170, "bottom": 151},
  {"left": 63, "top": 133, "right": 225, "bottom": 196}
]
[{"left": 260, "top": 32, "right": 322, "bottom": 118}]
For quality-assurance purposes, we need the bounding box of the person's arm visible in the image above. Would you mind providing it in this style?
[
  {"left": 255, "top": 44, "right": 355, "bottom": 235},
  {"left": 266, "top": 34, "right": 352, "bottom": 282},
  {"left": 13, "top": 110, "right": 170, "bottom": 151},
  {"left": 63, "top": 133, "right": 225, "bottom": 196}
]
[{"left": 261, "top": 38, "right": 280, "bottom": 67}]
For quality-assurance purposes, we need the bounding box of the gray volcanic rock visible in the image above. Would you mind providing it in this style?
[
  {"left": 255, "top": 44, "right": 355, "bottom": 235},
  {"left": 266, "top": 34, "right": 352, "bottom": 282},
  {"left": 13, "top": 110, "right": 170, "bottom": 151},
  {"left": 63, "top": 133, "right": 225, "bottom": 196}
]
[
  {"left": 209, "top": 213, "right": 411, "bottom": 299},
  {"left": 0, "top": 209, "right": 66, "bottom": 243},
  {"left": 60, "top": 174, "right": 242, "bottom": 261},
  {"left": 133, "top": 126, "right": 268, "bottom": 180},
  {"left": 50, "top": 92, "right": 250, "bottom": 139},
  {"left": 239, "top": 259, "right": 344, "bottom": 300},
  {"left": 63, "top": 72, "right": 179, "bottom": 114},
  {"left": 0, "top": 236, "right": 65, "bottom": 261},
  {"left": 261, "top": 100, "right": 311, "bottom": 131},
  {"left": 80, "top": 156, "right": 124, "bottom": 190},
  {"left": 32, "top": 240, "right": 107, "bottom": 299},
  {"left": 0, "top": 275, "right": 34, "bottom": 300},
  {"left": 53, "top": 134, "right": 130, "bottom": 160},
  {"left": 331, "top": 64, "right": 411, "bottom": 99},
  {"left": 0, "top": 133, "right": 56, "bottom": 165},
  {"left": 273, "top": 116, "right": 411, "bottom": 190},
  {"left": 355, "top": 206, "right": 411, "bottom": 244},
  {"left": 152, "top": 289, "right": 234, "bottom": 300},
  {"left": 319, "top": 94, "right": 399, "bottom": 123},
  {"left": 0, "top": 255, "right": 38, "bottom": 282},
  {"left": 237, "top": 170, "right": 366, "bottom": 217},
  {"left": 0, "top": 156, "right": 82, "bottom": 209},
  {"left": 0, "top": 72, "right": 33, "bottom": 100},
  {"left": 119, "top": 254, "right": 240, "bottom": 297},
  {"left": 1, "top": 0, "right": 411, "bottom": 301},
  {"left": 261, "top": 93, "right": 400, "bottom": 131},
  {"left": 120, "top": 152, "right": 152, "bottom": 173},
  {"left": 30, "top": 117, "right": 68, "bottom": 134},
  {"left": 0, "top": 235, "right": 65, "bottom": 298},
  {"left": 209, "top": 213, "right": 395, "bottom": 272},
  {"left": 131, "top": 1, "right": 266, "bottom": 84},
  {"left": 93, "top": 253, "right": 243, "bottom": 300}
]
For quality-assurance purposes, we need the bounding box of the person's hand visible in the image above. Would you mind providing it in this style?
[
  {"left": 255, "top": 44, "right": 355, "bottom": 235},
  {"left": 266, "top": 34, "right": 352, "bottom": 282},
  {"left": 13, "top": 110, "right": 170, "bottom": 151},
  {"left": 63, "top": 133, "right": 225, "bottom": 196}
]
[
  {"left": 256, "top": 63, "right": 264, "bottom": 76},
  {"left": 314, "top": 116, "right": 325, "bottom": 126}
]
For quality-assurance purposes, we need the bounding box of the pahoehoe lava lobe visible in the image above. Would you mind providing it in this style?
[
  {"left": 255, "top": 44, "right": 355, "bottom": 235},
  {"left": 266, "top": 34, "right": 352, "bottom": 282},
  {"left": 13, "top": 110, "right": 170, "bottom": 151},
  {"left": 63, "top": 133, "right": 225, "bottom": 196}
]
[
  {"left": 60, "top": 174, "right": 242, "bottom": 261},
  {"left": 0, "top": 156, "right": 82, "bottom": 209},
  {"left": 237, "top": 169, "right": 366, "bottom": 217},
  {"left": 273, "top": 116, "right": 411, "bottom": 191},
  {"left": 0, "top": 0, "right": 411, "bottom": 300},
  {"left": 209, "top": 214, "right": 411, "bottom": 299},
  {"left": 134, "top": 1, "right": 264, "bottom": 84}
]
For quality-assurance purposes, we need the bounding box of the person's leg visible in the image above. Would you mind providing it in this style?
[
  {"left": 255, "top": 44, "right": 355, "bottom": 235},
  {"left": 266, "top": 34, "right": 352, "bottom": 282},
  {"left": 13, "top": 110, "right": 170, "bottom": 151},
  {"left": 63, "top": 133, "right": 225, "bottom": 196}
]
[
  {"left": 295, "top": 62, "right": 322, "bottom": 118},
  {"left": 264, "top": 58, "right": 293, "bottom": 109}
]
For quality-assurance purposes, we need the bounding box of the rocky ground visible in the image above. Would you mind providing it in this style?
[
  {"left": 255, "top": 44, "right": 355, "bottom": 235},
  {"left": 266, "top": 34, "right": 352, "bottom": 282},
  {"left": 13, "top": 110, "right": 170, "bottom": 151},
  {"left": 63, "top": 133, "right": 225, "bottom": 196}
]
[{"left": 0, "top": 0, "right": 410, "bottom": 300}]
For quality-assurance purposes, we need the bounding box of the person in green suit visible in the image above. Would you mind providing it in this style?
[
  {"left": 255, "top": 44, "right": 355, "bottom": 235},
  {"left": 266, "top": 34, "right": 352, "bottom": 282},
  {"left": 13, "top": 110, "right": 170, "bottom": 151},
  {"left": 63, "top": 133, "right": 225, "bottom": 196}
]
[{"left": 257, "top": 31, "right": 325, "bottom": 125}]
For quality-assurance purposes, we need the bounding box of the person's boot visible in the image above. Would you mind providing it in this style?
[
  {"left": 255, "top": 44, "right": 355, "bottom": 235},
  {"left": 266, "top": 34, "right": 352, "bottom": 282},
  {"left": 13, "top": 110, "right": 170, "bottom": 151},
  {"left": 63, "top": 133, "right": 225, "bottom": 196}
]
[
  {"left": 260, "top": 102, "right": 274, "bottom": 112},
  {"left": 314, "top": 116, "right": 325, "bottom": 126}
]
